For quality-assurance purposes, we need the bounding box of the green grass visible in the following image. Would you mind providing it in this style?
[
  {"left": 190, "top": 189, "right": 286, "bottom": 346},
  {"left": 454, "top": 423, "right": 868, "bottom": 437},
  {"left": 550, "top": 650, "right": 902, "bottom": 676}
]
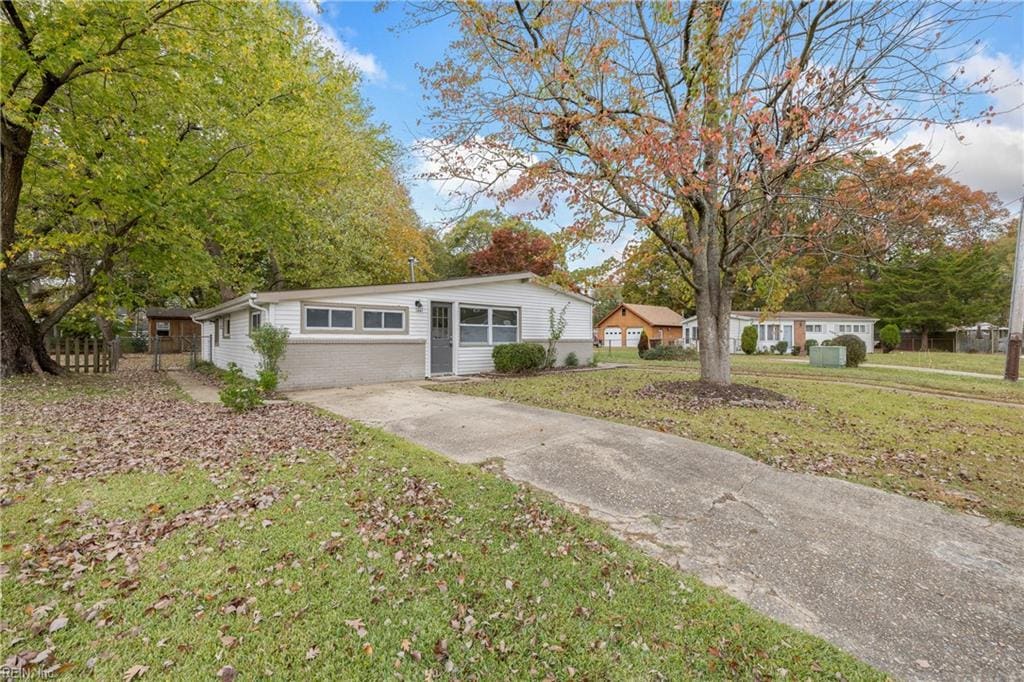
[
  {"left": 439, "top": 368, "right": 1024, "bottom": 527},
  {"left": 859, "top": 350, "right": 1008, "bottom": 374},
  {"left": 594, "top": 347, "right": 1024, "bottom": 403},
  {"left": 0, "top": 374, "right": 881, "bottom": 680}
]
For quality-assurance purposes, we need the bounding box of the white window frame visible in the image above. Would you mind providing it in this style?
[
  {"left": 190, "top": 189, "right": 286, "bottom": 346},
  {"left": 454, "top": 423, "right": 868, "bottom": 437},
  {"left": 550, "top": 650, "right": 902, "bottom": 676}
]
[
  {"left": 807, "top": 324, "right": 823, "bottom": 333},
  {"left": 304, "top": 305, "right": 355, "bottom": 331},
  {"left": 155, "top": 320, "right": 171, "bottom": 337},
  {"left": 459, "top": 305, "right": 519, "bottom": 346},
  {"left": 250, "top": 311, "right": 262, "bottom": 331},
  {"left": 361, "top": 308, "right": 405, "bottom": 332}
]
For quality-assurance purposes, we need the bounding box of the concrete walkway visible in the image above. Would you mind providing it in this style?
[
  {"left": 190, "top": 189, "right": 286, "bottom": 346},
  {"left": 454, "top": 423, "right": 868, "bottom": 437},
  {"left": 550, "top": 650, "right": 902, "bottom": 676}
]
[
  {"left": 290, "top": 382, "right": 1024, "bottom": 681},
  {"left": 169, "top": 370, "right": 221, "bottom": 403}
]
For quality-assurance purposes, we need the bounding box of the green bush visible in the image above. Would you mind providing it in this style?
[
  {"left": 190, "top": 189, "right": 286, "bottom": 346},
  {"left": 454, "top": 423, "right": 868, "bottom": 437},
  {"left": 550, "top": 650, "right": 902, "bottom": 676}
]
[
  {"left": 790, "top": 344, "right": 801, "bottom": 356},
  {"left": 823, "top": 334, "right": 867, "bottom": 367},
  {"left": 774, "top": 340, "right": 789, "bottom": 355},
  {"left": 564, "top": 352, "right": 579, "bottom": 367},
  {"left": 256, "top": 369, "right": 279, "bottom": 393},
  {"left": 640, "top": 345, "right": 698, "bottom": 361},
  {"left": 741, "top": 325, "right": 758, "bottom": 355},
  {"left": 492, "top": 342, "right": 546, "bottom": 373},
  {"left": 879, "top": 323, "right": 901, "bottom": 353},
  {"left": 219, "top": 363, "right": 264, "bottom": 412},
  {"left": 249, "top": 324, "right": 290, "bottom": 390},
  {"left": 637, "top": 331, "right": 649, "bottom": 356},
  {"left": 804, "top": 339, "right": 818, "bottom": 354}
]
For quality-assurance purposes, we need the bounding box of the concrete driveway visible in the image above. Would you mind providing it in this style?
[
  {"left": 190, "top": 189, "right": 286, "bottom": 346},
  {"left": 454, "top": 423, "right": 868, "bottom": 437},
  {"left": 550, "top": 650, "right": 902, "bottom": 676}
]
[{"left": 290, "top": 381, "right": 1024, "bottom": 681}]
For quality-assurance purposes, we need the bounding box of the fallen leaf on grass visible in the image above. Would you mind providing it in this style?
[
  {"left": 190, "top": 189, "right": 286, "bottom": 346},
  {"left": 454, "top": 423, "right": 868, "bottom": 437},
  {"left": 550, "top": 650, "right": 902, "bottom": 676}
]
[
  {"left": 48, "top": 615, "right": 68, "bottom": 633},
  {"left": 218, "top": 665, "right": 237, "bottom": 681},
  {"left": 220, "top": 635, "right": 237, "bottom": 649},
  {"left": 123, "top": 664, "right": 148, "bottom": 680},
  {"left": 306, "top": 646, "right": 319, "bottom": 660},
  {"left": 344, "top": 619, "right": 367, "bottom": 638}
]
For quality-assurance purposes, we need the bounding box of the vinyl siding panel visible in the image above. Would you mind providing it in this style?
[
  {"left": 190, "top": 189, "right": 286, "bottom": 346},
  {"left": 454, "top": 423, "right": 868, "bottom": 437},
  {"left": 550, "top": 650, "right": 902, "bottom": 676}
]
[
  {"left": 202, "top": 279, "right": 592, "bottom": 384},
  {"left": 208, "top": 308, "right": 260, "bottom": 377}
]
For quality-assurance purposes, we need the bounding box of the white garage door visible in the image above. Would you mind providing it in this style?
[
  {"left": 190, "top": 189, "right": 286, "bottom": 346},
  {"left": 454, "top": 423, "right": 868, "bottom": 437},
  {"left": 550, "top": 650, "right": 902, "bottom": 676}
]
[
  {"left": 603, "top": 327, "right": 621, "bottom": 347},
  {"left": 626, "top": 327, "right": 644, "bottom": 347}
]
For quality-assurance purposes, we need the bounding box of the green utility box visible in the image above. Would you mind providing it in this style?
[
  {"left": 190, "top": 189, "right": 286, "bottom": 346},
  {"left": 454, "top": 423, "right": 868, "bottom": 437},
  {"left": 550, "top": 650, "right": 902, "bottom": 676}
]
[{"left": 810, "top": 345, "right": 846, "bottom": 368}]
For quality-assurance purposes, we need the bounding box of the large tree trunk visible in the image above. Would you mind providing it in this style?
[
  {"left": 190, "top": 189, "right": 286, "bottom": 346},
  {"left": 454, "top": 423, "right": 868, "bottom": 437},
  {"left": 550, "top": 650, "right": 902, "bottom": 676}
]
[
  {"left": 694, "top": 284, "right": 732, "bottom": 384},
  {"left": 1, "top": 123, "right": 63, "bottom": 377},
  {"left": 1, "top": 273, "right": 62, "bottom": 377}
]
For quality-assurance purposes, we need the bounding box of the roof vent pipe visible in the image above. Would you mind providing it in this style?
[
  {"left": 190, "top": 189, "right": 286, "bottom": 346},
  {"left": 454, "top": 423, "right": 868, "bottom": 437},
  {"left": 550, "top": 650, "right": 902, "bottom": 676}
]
[{"left": 408, "top": 256, "right": 418, "bottom": 283}]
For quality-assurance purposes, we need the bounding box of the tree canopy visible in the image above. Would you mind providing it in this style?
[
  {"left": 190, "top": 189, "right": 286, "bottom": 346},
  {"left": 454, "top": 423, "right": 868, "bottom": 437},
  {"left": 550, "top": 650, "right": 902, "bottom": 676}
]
[
  {"left": 1, "top": 0, "right": 426, "bottom": 375},
  {"left": 420, "top": 1, "right": 1003, "bottom": 383}
]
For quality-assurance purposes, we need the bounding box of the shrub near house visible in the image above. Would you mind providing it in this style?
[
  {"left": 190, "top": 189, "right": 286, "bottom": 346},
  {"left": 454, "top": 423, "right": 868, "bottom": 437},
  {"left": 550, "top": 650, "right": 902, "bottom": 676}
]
[
  {"left": 492, "top": 342, "right": 546, "bottom": 373},
  {"left": 824, "top": 335, "right": 867, "bottom": 367}
]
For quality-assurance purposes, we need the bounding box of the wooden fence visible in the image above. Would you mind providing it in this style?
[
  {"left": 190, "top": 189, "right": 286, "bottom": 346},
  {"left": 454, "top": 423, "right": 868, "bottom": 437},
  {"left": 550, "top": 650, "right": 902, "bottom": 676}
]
[{"left": 46, "top": 337, "right": 119, "bottom": 373}]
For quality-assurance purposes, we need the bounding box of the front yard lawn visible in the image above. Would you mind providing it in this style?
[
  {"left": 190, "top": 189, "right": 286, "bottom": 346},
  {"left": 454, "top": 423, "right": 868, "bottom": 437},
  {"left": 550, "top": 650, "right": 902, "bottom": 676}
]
[
  {"left": 594, "top": 348, "right": 1024, "bottom": 403},
  {"left": 0, "top": 372, "right": 879, "bottom": 679},
  {"left": 859, "top": 350, "right": 1007, "bottom": 375},
  {"left": 438, "top": 368, "right": 1024, "bottom": 526}
]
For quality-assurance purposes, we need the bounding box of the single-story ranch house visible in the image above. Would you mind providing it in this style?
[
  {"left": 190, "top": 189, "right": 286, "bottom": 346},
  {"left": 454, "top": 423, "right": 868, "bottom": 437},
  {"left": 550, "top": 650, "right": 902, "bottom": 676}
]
[
  {"left": 681, "top": 310, "right": 878, "bottom": 354},
  {"left": 594, "top": 303, "right": 683, "bottom": 347},
  {"left": 193, "top": 272, "right": 593, "bottom": 390}
]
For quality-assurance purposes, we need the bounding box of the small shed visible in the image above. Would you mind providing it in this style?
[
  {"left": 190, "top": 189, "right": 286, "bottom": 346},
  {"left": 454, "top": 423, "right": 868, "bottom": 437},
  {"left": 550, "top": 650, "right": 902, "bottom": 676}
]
[{"left": 145, "top": 307, "right": 202, "bottom": 351}]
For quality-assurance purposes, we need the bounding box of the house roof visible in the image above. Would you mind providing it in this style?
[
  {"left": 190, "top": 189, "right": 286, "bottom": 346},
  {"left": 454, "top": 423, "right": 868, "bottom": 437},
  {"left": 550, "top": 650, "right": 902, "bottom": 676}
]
[
  {"left": 596, "top": 303, "right": 683, "bottom": 328},
  {"left": 192, "top": 272, "right": 593, "bottom": 321},
  {"left": 682, "top": 310, "right": 878, "bottom": 324},
  {"left": 145, "top": 307, "right": 201, "bottom": 320}
]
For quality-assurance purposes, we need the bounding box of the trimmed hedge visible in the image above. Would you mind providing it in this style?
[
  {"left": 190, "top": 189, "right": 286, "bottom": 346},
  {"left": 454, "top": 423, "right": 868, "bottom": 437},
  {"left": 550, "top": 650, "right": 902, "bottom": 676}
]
[
  {"left": 879, "top": 324, "right": 901, "bottom": 353},
  {"left": 741, "top": 325, "right": 758, "bottom": 355},
  {"left": 492, "top": 342, "right": 546, "bottom": 373},
  {"left": 640, "top": 345, "right": 698, "bottom": 361},
  {"left": 823, "top": 334, "right": 867, "bottom": 367}
]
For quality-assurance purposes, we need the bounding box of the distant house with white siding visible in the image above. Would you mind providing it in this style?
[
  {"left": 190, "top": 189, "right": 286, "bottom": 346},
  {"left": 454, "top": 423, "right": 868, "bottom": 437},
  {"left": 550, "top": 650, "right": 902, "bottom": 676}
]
[
  {"left": 193, "top": 272, "right": 593, "bottom": 389},
  {"left": 681, "top": 310, "right": 877, "bottom": 354}
]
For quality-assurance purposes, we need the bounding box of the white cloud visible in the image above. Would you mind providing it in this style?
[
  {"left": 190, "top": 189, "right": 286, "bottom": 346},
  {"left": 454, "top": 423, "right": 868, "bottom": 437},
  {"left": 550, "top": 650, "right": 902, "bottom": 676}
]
[
  {"left": 295, "top": 1, "right": 386, "bottom": 83},
  {"left": 888, "top": 48, "right": 1024, "bottom": 204}
]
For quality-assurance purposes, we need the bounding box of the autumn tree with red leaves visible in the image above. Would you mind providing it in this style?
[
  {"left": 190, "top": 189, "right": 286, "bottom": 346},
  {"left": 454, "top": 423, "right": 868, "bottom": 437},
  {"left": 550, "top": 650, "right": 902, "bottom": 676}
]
[
  {"left": 419, "top": 1, "right": 1005, "bottom": 383},
  {"left": 784, "top": 146, "right": 1011, "bottom": 312},
  {"left": 467, "top": 226, "right": 557, "bottom": 277}
]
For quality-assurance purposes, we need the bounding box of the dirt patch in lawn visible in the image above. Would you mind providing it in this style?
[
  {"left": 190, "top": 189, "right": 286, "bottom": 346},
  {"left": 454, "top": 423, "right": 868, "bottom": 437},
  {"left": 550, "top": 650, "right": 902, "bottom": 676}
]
[{"left": 636, "top": 380, "right": 800, "bottom": 411}]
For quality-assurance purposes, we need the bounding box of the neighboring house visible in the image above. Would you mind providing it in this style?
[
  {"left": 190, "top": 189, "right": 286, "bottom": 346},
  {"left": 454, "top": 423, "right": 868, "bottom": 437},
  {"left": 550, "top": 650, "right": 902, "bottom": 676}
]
[
  {"left": 145, "top": 307, "right": 202, "bottom": 352},
  {"left": 193, "top": 272, "right": 593, "bottom": 390},
  {"left": 594, "top": 303, "right": 683, "bottom": 348},
  {"left": 681, "top": 311, "right": 878, "bottom": 354}
]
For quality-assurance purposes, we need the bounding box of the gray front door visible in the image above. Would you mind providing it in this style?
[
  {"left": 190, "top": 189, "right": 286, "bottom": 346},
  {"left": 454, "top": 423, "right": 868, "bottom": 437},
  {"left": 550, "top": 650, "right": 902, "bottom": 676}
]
[{"left": 430, "top": 303, "right": 453, "bottom": 375}]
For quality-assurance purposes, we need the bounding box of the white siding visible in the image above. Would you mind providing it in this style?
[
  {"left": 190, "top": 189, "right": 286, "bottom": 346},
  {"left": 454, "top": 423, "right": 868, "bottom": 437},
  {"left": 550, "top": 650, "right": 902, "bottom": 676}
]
[
  {"left": 683, "top": 315, "right": 875, "bottom": 354},
  {"left": 805, "top": 319, "right": 874, "bottom": 353},
  {"left": 248, "top": 279, "right": 591, "bottom": 378},
  {"left": 207, "top": 308, "right": 261, "bottom": 377}
]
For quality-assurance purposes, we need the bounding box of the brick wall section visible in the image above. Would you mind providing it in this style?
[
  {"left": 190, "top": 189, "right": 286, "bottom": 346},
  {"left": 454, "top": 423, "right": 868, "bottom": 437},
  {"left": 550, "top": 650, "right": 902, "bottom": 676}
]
[
  {"left": 279, "top": 339, "right": 426, "bottom": 390},
  {"left": 522, "top": 339, "right": 594, "bottom": 366}
]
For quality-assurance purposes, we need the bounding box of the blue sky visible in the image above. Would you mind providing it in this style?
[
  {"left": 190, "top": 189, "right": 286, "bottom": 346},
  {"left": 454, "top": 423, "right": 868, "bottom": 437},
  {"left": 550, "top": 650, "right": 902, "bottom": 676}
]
[{"left": 300, "top": 1, "right": 1024, "bottom": 268}]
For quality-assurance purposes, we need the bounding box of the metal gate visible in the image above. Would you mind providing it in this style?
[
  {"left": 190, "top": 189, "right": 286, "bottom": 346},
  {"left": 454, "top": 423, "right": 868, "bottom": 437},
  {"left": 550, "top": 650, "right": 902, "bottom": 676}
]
[{"left": 151, "top": 335, "right": 199, "bottom": 370}]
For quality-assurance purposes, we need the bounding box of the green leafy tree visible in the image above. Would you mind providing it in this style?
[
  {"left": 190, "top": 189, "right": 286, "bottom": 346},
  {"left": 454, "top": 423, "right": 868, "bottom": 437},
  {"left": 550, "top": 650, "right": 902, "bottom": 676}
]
[
  {"left": 1, "top": 1, "right": 421, "bottom": 376},
  {"left": 618, "top": 236, "right": 694, "bottom": 313},
  {"left": 864, "top": 245, "right": 1008, "bottom": 349}
]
